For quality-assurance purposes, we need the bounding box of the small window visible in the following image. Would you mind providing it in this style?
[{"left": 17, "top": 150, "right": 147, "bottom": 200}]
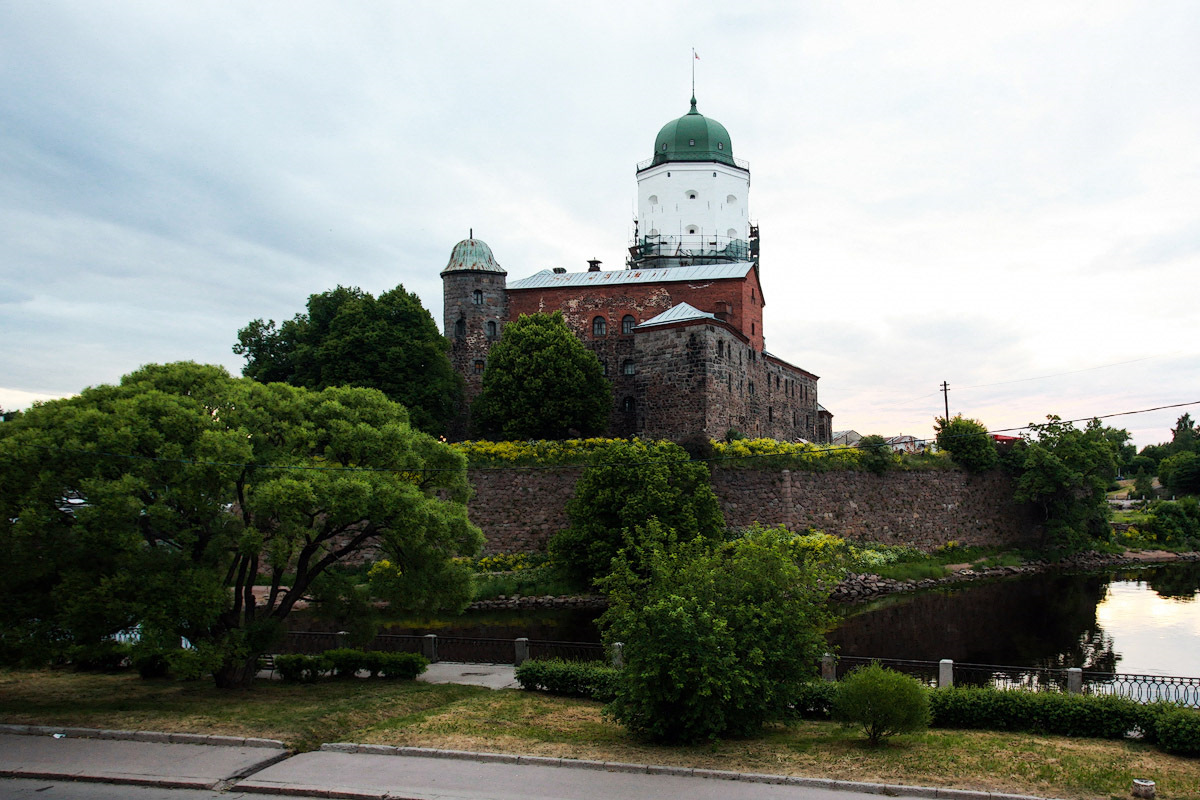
[
  {"left": 749, "top": 381, "right": 756, "bottom": 395},
  {"left": 686, "top": 191, "right": 697, "bottom": 200},
  {"left": 717, "top": 142, "right": 724, "bottom": 150},
  {"left": 687, "top": 225, "right": 698, "bottom": 234},
  {"left": 713, "top": 172, "right": 717, "bottom": 177},
  {"left": 717, "top": 340, "right": 723, "bottom": 357},
  {"left": 726, "top": 194, "right": 736, "bottom": 204},
  {"left": 689, "top": 138, "right": 695, "bottom": 146},
  {"left": 769, "top": 407, "right": 774, "bottom": 422},
  {"left": 751, "top": 322, "right": 755, "bottom": 335},
  {"left": 486, "top": 320, "right": 497, "bottom": 339},
  {"left": 727, "top": 228, "right": 737, "bottom": 238},
  {"left": 455, "top": 318, "right": 466, "bottom": 338},
  {"left": 661, "top": 143, "right": 667, "bottom": 151},
  {"left": 622, "top": 315, "right": 635, "bottom": 335},
  {"left": 648, "top": 194, "right": 658, "bottom": 205},
  {"left": 622, "top": 396, "right": 635, "bottom": 413},
  {"left": 592, "top": 316, "right": 607, "bottom": 337},
  {"left": 473, "top": 360, "right": 484, "bottom": 374},
  {"left": 472, "top": 289, "right": 483, "bottom": 305},
  {"left": 601, "top": 360, "right": 608, "bottom": 376},
  {"left": 622, "top": 359, "right": 635, "bottom": 376}
]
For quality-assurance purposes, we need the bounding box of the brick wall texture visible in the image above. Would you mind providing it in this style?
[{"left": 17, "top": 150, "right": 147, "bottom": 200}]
[{"left": 469, "top": 467, "right": 1040, "bottom": 554}]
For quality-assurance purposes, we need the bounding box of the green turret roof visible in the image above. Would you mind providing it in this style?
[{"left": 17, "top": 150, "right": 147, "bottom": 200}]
[
  {"left": 649, "top": 97, "right": 736, "bottom": 168},
  {"left": 441, "top": 235, "right": 505, "bottom": 275}
]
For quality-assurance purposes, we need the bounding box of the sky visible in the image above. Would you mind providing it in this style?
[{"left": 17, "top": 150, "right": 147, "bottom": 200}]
[{"left": 2, "top": 1, "right": 1197, "bottom": 448}]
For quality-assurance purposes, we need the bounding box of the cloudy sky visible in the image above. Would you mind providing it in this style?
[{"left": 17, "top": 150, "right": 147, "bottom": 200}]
[{"left": 2, "top": 1, "right": 1197, "bottom": 447}]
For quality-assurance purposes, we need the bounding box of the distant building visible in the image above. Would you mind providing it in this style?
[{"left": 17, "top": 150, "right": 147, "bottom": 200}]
[
  {"left": 442, "top": 97, "right": 832, "bottom": 443},
  {"left": 832, "top": 430, "right": 862, "bottom": 448}
]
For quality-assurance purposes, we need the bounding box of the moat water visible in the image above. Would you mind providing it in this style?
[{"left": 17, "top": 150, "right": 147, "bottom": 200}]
[{"left": 292, "top": 562, "right": 1200, "bottom": 677}]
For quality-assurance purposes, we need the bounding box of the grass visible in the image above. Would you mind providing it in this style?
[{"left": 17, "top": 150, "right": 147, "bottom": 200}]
[
  {"left": 471, "top": 564, "right": 576, "bottom": 601},
  {"left": 3, "top": 669, "right": 1199, "bottom": 799}
]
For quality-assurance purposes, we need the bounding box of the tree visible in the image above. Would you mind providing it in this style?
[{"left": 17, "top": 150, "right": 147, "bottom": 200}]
[
  {"left": 855, "top": 434, "right": 897, "bottom": 475},
  {"left": 470, "top": 312, "right": 610, "bottom": 440},
  {"left": 234, "top": 285, "right": 462, "bottom": 435},
  {"left": 548, "top": 439, "right": 724, "bottom": 591},
  {"left": 934, "top": 414, "right": 998, "bottom": 473},
  {"left": 1160, "top": 451, "right": 1200, "bottom": 497},
  {"left": 833, "top": 663, "right": 929, "bottom": 745},
  {"left": 1008, "top": 416, "right": 1118, "bottom": 554},
  {"left": 0, "top": 363, "right": 482, "bottom": 686},
  {"left": 599, "top": 525, "right": 841, "bottom": 743}
]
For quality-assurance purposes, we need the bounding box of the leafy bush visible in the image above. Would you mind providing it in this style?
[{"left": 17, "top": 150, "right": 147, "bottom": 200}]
[
  {"left": 833, "top": 663, "right": 929, "bottom": 745},
  {"left": 789, "top": 681, "right": 836, "bottom": 720},
  {"left": 1156, "top": 707, "right": 1200, "bottom": 755},
  {"left": 935, "top": 415, "right": 998, "bottom": 473},
  {"left": 167, "top": 647, "right": 220, "bottom": 681},
  {"left": 326, "top": 648, "right": 372, "bottom": 678},
  {"left": 600, "top": 527, "right": 840, "bottom": 743},
  {"left": 929, "top": 687, "right": 1150, "bottom": 740},
  {"left": 471, "top": 563, "right": 576, "bottom": 601},
  {"left": 515, "top": 658, "right": 619, "bottom": 701},
  {"left": 275, "top": 654, "right": 331, "bottom": 682},
  {"left": 377, "top": 651, "right": 428, "bottom": 680},
  {"left": 711, "top": 437, "right": 863, "bottom": 471},
  {"left": 1140, "top": 498, "right": 1200, "bottom": 547},
  {"left": 130, "top": 646, "right": 171, "bottom": 679},
  {"left": 68, "top": 642, "right": 131, "bottom": 672}
]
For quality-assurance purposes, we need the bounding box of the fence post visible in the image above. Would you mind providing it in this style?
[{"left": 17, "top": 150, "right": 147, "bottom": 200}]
[
  {"left": 821, "top": 653, "right": 837, "bottom": 682},
  {"left": 611, "top": 642, "right": 624, "bottom": 669},
  {"left": 939, "top": 659, "right": 954, "bottom": 689},
  {"left": 422, "top": 634, "right": 438, "bottom": 664},
  {"left": 514, "top": 637, "right": 529, "bottom": 666},
  {"left": 1067, "top": 667, "right": 1083, "bottom": 695}
]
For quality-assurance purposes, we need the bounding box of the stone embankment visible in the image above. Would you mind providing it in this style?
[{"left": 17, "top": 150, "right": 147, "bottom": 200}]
[{"left": 467, "top": 594, "right": 606, "bottom": 612}]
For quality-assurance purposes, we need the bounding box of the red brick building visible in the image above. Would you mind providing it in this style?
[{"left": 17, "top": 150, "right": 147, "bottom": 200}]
[{"left": 442, "top": 98, "right": 832, "bottom": 443}]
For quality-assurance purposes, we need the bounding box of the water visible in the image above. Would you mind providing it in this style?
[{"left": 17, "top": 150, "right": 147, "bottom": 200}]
[{"left": 288, "top": 562, "right": 1200, "bottom": 678}]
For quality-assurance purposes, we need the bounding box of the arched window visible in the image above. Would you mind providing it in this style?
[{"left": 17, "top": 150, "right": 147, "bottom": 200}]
[
  {"left": 592, "top": 316, "right": 607, "bottom": 337},
  {"left": 686, "top": 190, "right": 698, "bottom": 200},
  {"left": 472, "top": 289, "right": 483, "bottom": 305},
  {"left": 486, "top": 320, "right": 497, "bottom": 339},
  {"left": 622, "top": 396, "right": 636, "bottom": 413},
  {"left": 622, "top": 359, "right": 635, "bottom": 376},
  {"left": 726, "top": 194, "right": 736, "bottom": 204},
  {"left": 648, "top": 194, "right": 658, "bottom": 205},
  {"left": 727, "top": 228, "right": 737, "bottom": 238},
  {"left": 686, "top": 225, "right": 698, "bottom": 234},
  {"left": 621, "top": 315, "right": 635, "bottom": 335},
  {"left": 454, "top": 318, "right": 466, "bottom": 338}
]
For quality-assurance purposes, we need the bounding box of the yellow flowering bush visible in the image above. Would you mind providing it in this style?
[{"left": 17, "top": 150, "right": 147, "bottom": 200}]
[
  {"left": 452, "top": 438, "right": 629, "bottom": 467},
  {"left": 711, "top": 438, "right": 863, "bottom": 471}
]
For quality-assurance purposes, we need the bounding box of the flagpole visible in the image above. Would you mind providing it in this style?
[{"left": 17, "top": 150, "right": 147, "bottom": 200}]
[{"left": 691, "top": 48, "right": 695, "bottom": 97}]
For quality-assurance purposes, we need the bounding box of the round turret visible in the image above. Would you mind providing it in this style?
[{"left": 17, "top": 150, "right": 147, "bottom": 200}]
[
  {"left": 441, "top": 236, "right": 506, "bottom": 275},
  {"left": 649, "top": 97, "right": 735, "bottom": 168}
]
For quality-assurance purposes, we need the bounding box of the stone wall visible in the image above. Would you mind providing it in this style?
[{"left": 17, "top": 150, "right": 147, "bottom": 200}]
[{"left": 468, "top": 465, "right": 1040, "bottom": 554}]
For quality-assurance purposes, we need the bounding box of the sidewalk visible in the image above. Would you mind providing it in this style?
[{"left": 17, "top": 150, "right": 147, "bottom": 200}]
[{"left": 0, "top": 727, "right": 1057, "bottom": 800}]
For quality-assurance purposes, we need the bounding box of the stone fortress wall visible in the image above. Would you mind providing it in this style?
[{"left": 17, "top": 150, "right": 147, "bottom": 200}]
[{"left": 468, "top": 467, "right": 1040, "bottom": 555}]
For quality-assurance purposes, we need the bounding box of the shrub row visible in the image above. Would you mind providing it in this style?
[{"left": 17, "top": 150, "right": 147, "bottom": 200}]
[
  {"left": 514, "top": 658, "right": 619, "bottom": 701},
  {"left": 274, "top": 650, "right": 428, "bottom": 683},
  {"left": 788, "top": 681, "right": 1200, "bottom": 755}
]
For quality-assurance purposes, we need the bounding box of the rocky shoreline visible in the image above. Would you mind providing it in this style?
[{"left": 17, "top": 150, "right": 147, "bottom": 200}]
[{"left": 466, "top": 549, "right": 1200, "bottom": 611}]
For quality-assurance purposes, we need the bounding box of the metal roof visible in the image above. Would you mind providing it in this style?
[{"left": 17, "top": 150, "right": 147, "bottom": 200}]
[
  {"left": 634, "top": 302, "right": 716, "bottom": 329},
  {"left": 507, "top": 262, "right": 753, "bottom": 291},
  {"left": 441, "top": 237, "right": 505, "bottom": 275}
]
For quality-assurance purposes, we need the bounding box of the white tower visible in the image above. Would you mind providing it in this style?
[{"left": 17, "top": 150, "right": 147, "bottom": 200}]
[{"left": 629, "top": 97, "right": 753, "bottom": 269}]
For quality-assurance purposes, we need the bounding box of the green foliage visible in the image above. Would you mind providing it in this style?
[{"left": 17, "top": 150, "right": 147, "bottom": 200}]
[
  {"left": 832, "top": 663, "right": 930, "bottom": 745},
  {"left": 855, "top": 435, "right": 897, "bottom": 475},
  {"left": 1008, "top": 416, "right": 1119, "bottom": 554},
  {"left": 0, "top": 362, "right": 482, "bottom": 687},
  {"left": 599, "top": 527, "right": 841, "bottom": 743},
  {"left": 789, "top": 681, "right": 837, "bottom": 719},
  {"left": 234, "top": 284, "right": 461, "bottom": 435},
  {"left": 68, "top": 641, "right": 131, "bottom": 672},
  {"left": 376, "top": 651, "right": 429, "bottom": 680},
  {"left": 1133, "top": 469, "right": 1155, "bottom": 500},
  {"left": 934, "top": 415, "right": 998, "bottom": 473},
  {"left": 471, "top": 564, "right": 575, "bottom": 601},
  {"left": 711, "top": 437, "right": 864, "bottom": 471},
  {"left": 275, "top": 653, "right": 332, "bottom": 682},
  {"left": 1161, "top": 451, "right": 1200, "bottom": 497},
  {"left": 471, "top": 312, "right": 611, "bottom": 440},
  {"left": 515, "top": 658, "right": 619, "bottom": 701},
  {"left": 452, "top": 438, "right": 618, "bottom": 468},
  {"left": 549, "top": 439, "right": 724, "bottom": 591},
  {"left": 1156, "top": 707, "right": 1200, "bottom": 755},
  {"left": 273, "top": 650, "right": 426, "bottom": 682},
  {"left": 1139, "top": 497, "right": 1200, "bottom": 548}
]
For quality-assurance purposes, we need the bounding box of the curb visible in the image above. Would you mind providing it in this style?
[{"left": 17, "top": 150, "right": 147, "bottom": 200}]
[
  {"left": 317, "top": 743, "right": 1059, "bottom": 800},
  {"left": 0, "top": 723, "right": 286, "bottom": 749}
]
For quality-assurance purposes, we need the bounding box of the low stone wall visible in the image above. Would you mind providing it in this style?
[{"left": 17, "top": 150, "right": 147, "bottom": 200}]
[{"left": 469, "top": 465, "right": 1041, "bottom": 554}]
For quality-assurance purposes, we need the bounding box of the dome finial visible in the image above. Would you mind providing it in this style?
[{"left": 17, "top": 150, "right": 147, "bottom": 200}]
[{"left": 689, "top": 95, "right": 698, "bottom": 114}]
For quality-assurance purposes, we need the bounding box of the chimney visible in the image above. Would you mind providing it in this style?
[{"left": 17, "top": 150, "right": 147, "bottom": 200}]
[
  {"left": 587, "top": 259, "right": 602, "bottom": 272},
  {"left": 552, "top": 267, "right": 567, "bottom": 274}
]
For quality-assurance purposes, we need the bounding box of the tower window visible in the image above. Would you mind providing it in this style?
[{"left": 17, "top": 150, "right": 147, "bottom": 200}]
[
  {"left": 686, "top": 226, "right": 698, "bottom": 234},
  {"left": 686, "top": 191, "right": 697, "bottom": 200},
  {"left": 648, "top": 194, "right": 658, "bottom": 205},
  {"left": 727, "top": 228, "right": 737, "bottom": 238},
  {"left": 661, "top": 143, "right": 667, "bottom": 151},
  {"left": 592, "top": 316, "right": 607, "bottom": 337},
  {"left": 472, "top": 289, "right": 483, "bottom": 305},
  {"left": 455, "top": 318, "right": 466, "bottom": 338},
  {"left": 717, "top": 142, "right": 724, "bottom": 150},
  {"left": 622, "top": 359, "right": 635, "bottom": 376},
  {"left": 751, "top": 322, "right": 755, "bottom": 335},
  {"left": 726, "top": 194, "right": 736, "bottom": 204},
  {"left": 623, "top": 396, "right": 635, "bottom": 413},
  {"left": 486, "top": 320, "right": 497, "bottom": 339},
  {"left": 601, "top": 360, "right": 608, "bottom": 376},
  {"left": 689, "top": 138, "right": 695, "bottom": 146},
  {"left": 622, "top": 314, "right": 635, "bottom": 334},
  {"left": 749, "top": 381, "right": 756, "bottom": 395},
  {"left": 473, "top": 360, "right": 484, "bottom": 374}
]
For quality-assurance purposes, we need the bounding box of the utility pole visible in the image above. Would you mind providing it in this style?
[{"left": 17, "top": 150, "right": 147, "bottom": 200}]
[{"left": 940, "top": 381, "right": 950, "bottom": 421}]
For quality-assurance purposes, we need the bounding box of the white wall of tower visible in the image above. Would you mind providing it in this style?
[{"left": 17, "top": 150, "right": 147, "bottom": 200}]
[{"left": 636, "top": 161, "right": 750, "bottom": 246}]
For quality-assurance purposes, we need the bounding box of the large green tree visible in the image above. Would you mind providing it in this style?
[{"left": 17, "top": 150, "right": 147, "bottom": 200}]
[
  {"left": 0, "top": 363, "right": 482, "bottom": 686},
  {"left": 470, "top": 312, "right": 610, "bottom": 440},
  {"left": 1008, "top": 416, "right": 1118, "bottom": 553},
  {"left": 549, "top": 438, "right": 724, "bottom": 591},
  {"left": 934, "top": 414, "right": 998, "bottom": 473},
  {"left": 234, "top": 285, "right": 461, "bottom": 435},
  {"left": 600, "top": 524, "right": 841, "bottom": 743}
]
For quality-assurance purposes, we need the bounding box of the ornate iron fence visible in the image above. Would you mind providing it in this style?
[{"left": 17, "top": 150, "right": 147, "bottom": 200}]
[{"left": 527, "top": 640, "right": 606, "bottom": 663}]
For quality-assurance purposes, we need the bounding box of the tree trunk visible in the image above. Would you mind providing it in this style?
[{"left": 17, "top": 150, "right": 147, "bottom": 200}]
[{"left": 212, "top": 655, "right": 260, "bottom": 689}]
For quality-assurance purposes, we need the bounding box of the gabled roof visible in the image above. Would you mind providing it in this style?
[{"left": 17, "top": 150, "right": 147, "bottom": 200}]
[
  {"left": 634, "top": 302, "right": 716, "bottom": 329},
  {"left": 507, "top": 262, "right": 754, "bottom": 291}
]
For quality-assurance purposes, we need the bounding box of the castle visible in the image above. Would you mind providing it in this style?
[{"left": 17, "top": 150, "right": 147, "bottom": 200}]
[{"left": 442, "top": 97, "right": 833, "bottom": 443}]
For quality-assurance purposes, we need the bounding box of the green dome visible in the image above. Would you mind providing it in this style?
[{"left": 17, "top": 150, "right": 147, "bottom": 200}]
[
  {"left": 441, "top": 235, "right": 505, "bottom": 275},
  {"left": 650, "top": 97, "right": 736, "bottom": 168}
]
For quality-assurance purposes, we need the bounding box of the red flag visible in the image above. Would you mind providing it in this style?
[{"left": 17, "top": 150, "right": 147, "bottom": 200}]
[{"left": 694, "top": 51, "right": 700, "bottom": 60}]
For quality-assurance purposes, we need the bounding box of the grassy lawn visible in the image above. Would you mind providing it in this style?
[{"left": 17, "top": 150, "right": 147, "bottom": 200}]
[{"left": 3, "top": 669, "right": 1199, "bottom": 800}]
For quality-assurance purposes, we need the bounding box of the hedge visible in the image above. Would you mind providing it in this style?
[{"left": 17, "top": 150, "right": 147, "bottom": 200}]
[
  {"left": 275, "top": 650, "right": 428, "bottom": 682},
  {"left": 515, "top": 658, "right": 619, "bottom": 701}
]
